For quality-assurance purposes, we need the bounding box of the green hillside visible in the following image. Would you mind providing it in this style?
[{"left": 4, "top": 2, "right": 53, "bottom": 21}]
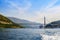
[{"left": 0, "top": 14, "right": 23, "bottom": 28}]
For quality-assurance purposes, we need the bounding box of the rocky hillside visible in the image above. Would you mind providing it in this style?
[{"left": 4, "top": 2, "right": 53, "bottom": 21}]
[
  {"left": 8, "top": 17, "right": 42, "bottom": 28},
  {"left": 0, "top": 14, "right": 23, "bottom": 28},
  {"left": 45, "top": 20, "right": 60, "bottom": 28}
]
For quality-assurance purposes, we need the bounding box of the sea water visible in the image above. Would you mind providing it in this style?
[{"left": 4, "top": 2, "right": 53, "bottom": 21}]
[{"left": 0, "top": 28, "right": 60, "bottom": 40}]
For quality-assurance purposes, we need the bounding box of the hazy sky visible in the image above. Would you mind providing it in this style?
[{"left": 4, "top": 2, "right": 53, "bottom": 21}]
[{"left": 0, "top": 0, "right": 60, "bottom": 23}]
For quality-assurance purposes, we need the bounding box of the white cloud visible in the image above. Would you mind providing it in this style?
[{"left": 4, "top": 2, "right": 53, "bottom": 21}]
[
  {"left": 1, "top": 0, "right": 60, "bottom": 24},
  {"left": 45, "top": 0, "right": 58, "bottom": 9},
  {"left": 25, "top": 0, "right": 60, "bottom": 24},
  {"left": 4, "top": 0, "right": 32, "bottom": 19},
  {"left": 10, "top": 0, "right": 60, "bottom": 24},
  {"left": 33, "top": 6, "right": 60, "bottom": 24}
]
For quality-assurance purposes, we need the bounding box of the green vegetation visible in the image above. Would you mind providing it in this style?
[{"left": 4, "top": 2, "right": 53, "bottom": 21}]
[{"left": 0, "top": 14, "right": 24, "bottom": 28}]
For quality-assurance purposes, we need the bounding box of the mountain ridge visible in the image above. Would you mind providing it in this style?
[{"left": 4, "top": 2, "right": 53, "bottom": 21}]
[
  {"left": 8, "top": 17, "right": 43, "bottom": 28},
  {"left": 0, "top": 14, "right": 23, "bottom": 28},
  {"left": 45, "top": 20, "right": 60, "bottom": 28}
]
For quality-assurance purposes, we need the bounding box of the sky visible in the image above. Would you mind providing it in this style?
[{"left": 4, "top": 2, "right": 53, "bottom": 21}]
[{"left": 0, "top": 0, "right": 60, "bottom": 24}]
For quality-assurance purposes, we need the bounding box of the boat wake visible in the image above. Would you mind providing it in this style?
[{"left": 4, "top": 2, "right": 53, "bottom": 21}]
[{"left": 41, "top": 32, "right": 60, "bottom": 40}]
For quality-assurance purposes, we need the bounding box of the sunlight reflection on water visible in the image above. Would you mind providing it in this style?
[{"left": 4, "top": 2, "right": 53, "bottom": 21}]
[{"left": 0, "top": 28, "right": 60, "bottom": 40}]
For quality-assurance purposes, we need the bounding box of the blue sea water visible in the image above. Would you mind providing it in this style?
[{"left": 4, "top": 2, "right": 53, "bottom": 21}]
[{"left": 0, "top": 28, "right": 60, "bottom": 40}]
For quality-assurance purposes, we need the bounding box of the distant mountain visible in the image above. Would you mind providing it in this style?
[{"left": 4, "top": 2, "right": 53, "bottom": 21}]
[
  {"left": 8, "top": 17, "right": 43, "bottom": 28},
  {"left": 0, "top": 14, "right": 23, "bottom": 28},
  {"left": 8, "top": 17, "right": 31, "bottom": 23},
  {"left": 45, "top": 20, "right": 60, "bottom": 28}
]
